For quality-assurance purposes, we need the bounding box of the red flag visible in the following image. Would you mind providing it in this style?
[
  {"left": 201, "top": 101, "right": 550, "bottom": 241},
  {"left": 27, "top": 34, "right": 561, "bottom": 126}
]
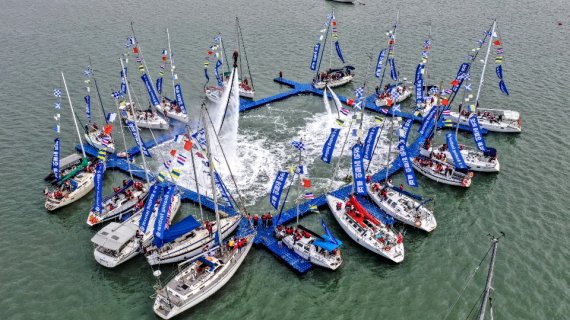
[
  {"left": 103, "top": 125, "right": 113, "bottom": 135},
  {"left": 332, "top": 21, "right": 337, "bottom": 26},
  {"left": 302, "top": 179, "right": 311, "bottom": 188},
  {"left": 386, "top": 98, "right": 393, "bottom": 107},
  {"left": 493, "top": 40, "right": 501, "bottom": 46},
  {"left": 397, "top": 233, "right": 403, "bottom": 244},
  {"left": 184, "top": 140, "right": 193, "bottom": 151},
  {"left": 170, "top": 149, "right": 177, "bottom": 156},
  {"left": 441, "top": 99, "right": 449, "bottom": 106},
  {"left": 195, "top": 152, "right": 204, "bottom": 159},
  {"left": 133, "top": 47, "right": 139, "bottom": 54},
  {"left": 451, "top": 79, "right": 459, "bottom": 86},
  {"left": 207, "top": 51, "right": 213, "bottom": 55},
  {"left": 347, "top": 98, "right": 354, "bottom": 106},
  {"left": 162, "top": 56, "right": 167, "bottom": 61}
]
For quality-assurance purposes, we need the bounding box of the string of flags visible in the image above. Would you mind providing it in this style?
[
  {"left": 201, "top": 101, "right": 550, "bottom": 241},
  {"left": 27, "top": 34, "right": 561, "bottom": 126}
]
[
  {"left": 493, "top": 28, "right": 509, "bottom": 95},
  {"left": 53, "top": 88, "right": 62, "bottom": 134},
  {"left": 84, "top": 66, "right": 92, "bottom": 121},
  {"left": 204, "top": 35, "right": 223, "bottom": 84}
]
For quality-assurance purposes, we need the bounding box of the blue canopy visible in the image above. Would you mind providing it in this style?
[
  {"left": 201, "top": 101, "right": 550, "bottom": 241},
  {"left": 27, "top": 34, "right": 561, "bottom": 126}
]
[
  {"left": 313, "top": 235, "right": 342, "bottom": 252},
  {"left": 197, "top": 256, "right": 217, "bottom": 271},
  {"left": 154, "top": 214, "right": 201, "bottom": 248}
]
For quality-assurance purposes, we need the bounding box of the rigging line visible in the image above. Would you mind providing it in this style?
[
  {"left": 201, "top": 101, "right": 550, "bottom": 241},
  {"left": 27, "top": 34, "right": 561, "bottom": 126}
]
[
  {"left": 443, "top": 244, "right": 494, "bottom": 320},
  {"left": 88, "top": 56, "right": 108, "bottom": 124},
  {"left": 236, "top": 17, "right": 255, "bottom": 91},
  {"left": 315, "top": 13, "right": 332, "bottom": 81},
  {"left": 235, "top": 18, "right": 243, "bottom": 85},
  {"left": 203, "top": 106, "right": 249, "bottom": 217},
  {"left": 466, "top": 289, "right": 486, "bottom": 320}
]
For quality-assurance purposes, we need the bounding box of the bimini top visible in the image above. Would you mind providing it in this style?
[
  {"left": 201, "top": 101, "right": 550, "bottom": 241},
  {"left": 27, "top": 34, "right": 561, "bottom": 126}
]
[
  {"left": 313, "top": 235, "right": 342, "bottom": 252},
  {"left": 91, "top": 222, "right": 138, "bottom": 251}
]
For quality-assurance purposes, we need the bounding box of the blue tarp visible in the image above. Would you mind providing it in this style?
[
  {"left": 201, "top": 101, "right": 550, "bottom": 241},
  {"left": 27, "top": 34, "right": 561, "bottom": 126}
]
[
  {"left": 154, "top": 214, "right": 202, "bottom": 248},
  {"left": 313, "top": 235, "right": 342, "bottom": 252}
]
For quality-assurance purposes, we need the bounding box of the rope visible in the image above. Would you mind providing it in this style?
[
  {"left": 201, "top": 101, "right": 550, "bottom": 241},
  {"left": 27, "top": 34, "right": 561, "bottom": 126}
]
[{"left": 236, "top": 17, "right": 255, "bottom": 91}]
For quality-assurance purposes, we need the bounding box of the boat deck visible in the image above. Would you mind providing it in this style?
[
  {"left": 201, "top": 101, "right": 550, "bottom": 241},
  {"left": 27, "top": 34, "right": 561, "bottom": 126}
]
[{"left": 77, "top": 77, "right": 447, "bottom": 273}]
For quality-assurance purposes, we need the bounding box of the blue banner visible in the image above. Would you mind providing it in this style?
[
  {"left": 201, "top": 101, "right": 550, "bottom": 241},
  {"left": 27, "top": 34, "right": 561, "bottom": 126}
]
[
  {"left": 389, "top": 58, "right": 398, "bottom": 81},
  {"left": 321, "top": 128, "right": 340, "bottom": 164},
  {"left": 141, "top": 73, "right": 160, "bottom": 107},
  {"left": 415, "top": 75, "right": 424, "bottom": 104},
  {"left": 310, "top": 43, "right": 321, "bottom": 71},
  {"left": 84, "top": 95, "right": 91, "bottom": 120},
  {"left": 139, "top": 184, "right": 162, "bottom": 233},
  {"left": 126, "top": 121, "right": 152, "bottom": 157},
  {"left": 397, "top": 142, "right": 418, "bottom": 187},
  {"left": 452, "top": 63, "right": 470, "bottom": 93},
  {"left": 52, "top": 138, "right": 60, "bottom": 180},
  {"left": 400, "top": 119, "right": 413, "bottom": 144},
  {"left": 321, "top": 219, "right": 339, "bottom": 245},
  {"left": 120, "top": 68, "right": 127, "bottom": 95},
  {"left": 204, "top": 68, "right": 209, "bottom": 82},
  {"left": 269, "top": 171, "right": 289, "bottom": 210},
  {"left": 155, "top": 186, "right": 176, "bottom": 239},
  {"left": 375, "top": 49, "right": 386, "bottom": 78},
  {"left": 214, "top": 171, "right": 234, "bottom": 209},
  {"left": 335, "top": 41, "right": 345, "bottom": 64},
  {"left": 214, "top": 59, "right": 223, "bottom": 87},
  {"left": 414, "top": 64, "right": 424, "bottom": 85},
  {"left": 418, "top": 106, "right": 437, "bottom": 135},
  {"left": 93, "top": 162, "right": 105, "bottom": 214},
  {"left": 156, "top": 77, "right": 163, "bottom": 95},
  {"left": 174, "top": 84, "right": 187, "bottom": 114},
  {"left": 499, "top": 80, "right": 510, "bottom": 96},
  {"left": 446, "top": 133, "right": 468, "bottom": 169},
  {"left": 363, "top": 126, "right": 379, "bottom": 161},
  {"left": 468, "top": 115, "right": 488, "bottom": 152},
  {"left": 496, "top": 65, "right": 503, "bottom": 80},
  {"left": 351, "top": 144, "right": 367, "bottom": 195}
]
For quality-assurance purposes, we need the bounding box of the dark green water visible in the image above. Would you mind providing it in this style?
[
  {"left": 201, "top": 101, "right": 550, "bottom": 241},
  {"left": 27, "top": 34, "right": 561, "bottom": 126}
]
[{"left": 1, "top": 0, "right": 569, "bottom": 319}]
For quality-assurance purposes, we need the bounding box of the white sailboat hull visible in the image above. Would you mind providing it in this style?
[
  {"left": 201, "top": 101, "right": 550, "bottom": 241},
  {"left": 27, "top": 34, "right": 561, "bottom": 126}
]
[
  {"left": 44, "top": 172, "right": 95, "bottom": 211},
  {"left": 86, "top": 184, "right": 150, "bottom": 226},
  {"left": 281, "top": 235, "right": 342, "bottom": 270},
  {"left": 155, "top": 104, "right": 189, "bottom": 123},
  {"left": 412, "top": 158, "right": 472, "bottom": 187},
  {"left": 434, "top": 145, "right": 500, "bottom": 173},
  {"left": 325, "top": 194, "right": 404, "bottom": 263},
  {"left": 375, "top": 86, "right": 412, "bottom": 107},
  {"left": 119, "top": 105, "right": 169, "bottom": 130},
  {"left": 313, "top": 74, "right": 354, "bottom": 89},
  {"left": 85, "top": 132, "right": 115, "bottom": 153},
  {"left": 449, "top": 109, "right": 521, "bottom": 133}
]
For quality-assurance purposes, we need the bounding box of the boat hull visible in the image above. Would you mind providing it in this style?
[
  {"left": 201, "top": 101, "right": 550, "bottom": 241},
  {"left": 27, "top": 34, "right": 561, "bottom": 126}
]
[
  {"left": 45, "top": 172, "right": 95, "bottom": 211},
  {"left": 412, "top": 160, "right": 472, "bottom": 187},
  {"left": 450, "top": 109, "right": 521, "bottom": 133},
  {"left": 313, "top": 74, "right": 354, "bottom": 89}
]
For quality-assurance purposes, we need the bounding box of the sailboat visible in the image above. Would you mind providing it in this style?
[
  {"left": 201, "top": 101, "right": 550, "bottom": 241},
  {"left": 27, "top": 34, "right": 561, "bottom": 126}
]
[
  {"left": 374, "top": 15, "right": 412, "bottom": 107},
  {"left": 203, "top": 34, "right": 230, "bottom": 103},
  {"left": 152, "top": 81, "right": 256, "bottom": 318},
  {"left": 449, "top": 20, "right": 521, "bottom": 133},
  {"left": 272, "top": 140, "right": 343, "bottom": 270},
  {"left": 91, "top": 58, "right": 180, "bottom": 267},
  {"left": 44, "top": 73, "right": 96, "bottom": 211},
  {"left": 146, "top": 52, "right": 241, "bottom": 265},
  {"left": 364, "top": 111, "right": 437, "bottom": 232},
  {"left": 311, "top": 10, "right": 354, "bottom": 89},
  {"left": 154, "top": 28, "right": 190, "bottom": 123},
  {"left": 119, "top": 26, "right": 170, "bottom": 130}
]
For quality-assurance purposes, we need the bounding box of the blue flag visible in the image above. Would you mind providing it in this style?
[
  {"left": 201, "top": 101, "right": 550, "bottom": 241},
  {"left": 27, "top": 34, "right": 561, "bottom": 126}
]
[
  {"left": 120, "top": 68, "right": 127, "bottom": 95},
  {"left": 139, "top": 184, "right": 162, "bottom": 233},
  {"left": 351, "top": 144, "right": 367, "bottom": 195},
  {"left": 415, "top": 64, "right": 424, "bottom": 104},
  {"left": 397, "top": 142, "right": 418, "bottom": 187},
  {"left": 156, "top": 77, "right": 163, "bottom": 95},
  {"left": 52, "top": 138, "right": 60, "bottom": 180},
  {"left": 452, "top": 63, "right": 470, "bottom": 93},
  {"left": 174, "top": 84, "right": 187, "bottom": 114},
  {"left": 375, "top": 49, "right": 386, "bottom": 78},
  {"left": 389, "top": 58, "right": 398, "bottom": 81},
  {"left": 321, "top": 219, "right": 339, "bottom": 245},
  {"left": 363, "top": 126, "right": 379, "bottom": 161},
  {"left": 141, "top": 73, "right": 160, "bottom": 107},
  {"left": 204, "top": 68, "right": 210, "bottom": 82},
  {"left": 468, "top": 115, "right": 488, "bottom": 152},
  {"left": 499, "top": 80, "right": 510, "bottom": 96},
  {"left": 310, "top": 43, "right": 321, "bottom": 71},
  {"left": 321, "top": 128, "right": 340, "bottom": 164},
  {"left": 446, "top": 133, "right": 468, "bottom": 169},
  {"left": 270, "top": 171, "right": 289, "bottom": 210},
  {"left": 418, "top": 106, "right": 437, "bottom": 136},
  {"left": 496, "top": 65, "right": 503, "bottom": 80},
  {"left": 92, "top": 162, "right": 105, "bottom": 214},
  {"left": 84, "top": 95, "right": 91, "bottom": 120},
  {"left": 155, "top": 186, "right": 176, "bottom": 239},
  {"left": 335, "top": 41, "right": 345, "bottom": 64},
  {"left": 214, "top": 171, "right": 234, "bottom": 209},
  {"left": 214, "top": 59, "right": 223, "bottom": 87},
  {"left": 126, "top": 121, "right": 152, "bottom": 157},
  {"left": 400, "top": 119, "right": 413, "bottom": 144}
]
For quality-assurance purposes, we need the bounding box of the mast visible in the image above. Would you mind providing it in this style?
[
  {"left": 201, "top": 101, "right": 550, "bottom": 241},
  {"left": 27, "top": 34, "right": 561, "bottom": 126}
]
[
  {"left": 114, "top": 98, "right": 134, "bottom": 181},
  {"left": 217, "top": 52, "right": 239, "bottom": 134},
  {"left": 328, "top": 9, "right": 334, "bottom": 70},
  {"left": 120, "top": 58, "right": 150, "bottom": 184},
  {"left": 166, "top": 28, "right": 176, "bottom": 102},
  {"left": 384, "top": 109, "right": 396, "bottom": 182},
  {"left": 296, "top": 139, "right": 303, "bottom": 226},
  {"left": 315, "top": 13, "right": 332, "bottom": 82},
  {"left": 422, "top": 25, "right": 432, "bottom": 101},
  {"left": 475, "top": 19, "right": 497, "bottom": 106},
  {"left": 478, "top": 237, "right": 500, "bottom": 320},
  {"left": 219, "top": 35, "right": 231, "bottom": 75},
  {"left": 61, "top": 72, "right": 87, "bottom": 159},
  {"left": 185, "top": 125, "right": 204, "bottom": 223},
  {"left": 88, "top": 56, "right": 108, "bottom": 124},
  {"left": 130, "top": 21, "right": 156, "bottom": 108},
  {"left": 236, "top": 17, "right": 255, "bottom": 91},
  {"left": 377, "top": 13, "right": 398, "bottom": 93},
  {"left": 203, "top": 108, "right": 223, "bottom": 252}
]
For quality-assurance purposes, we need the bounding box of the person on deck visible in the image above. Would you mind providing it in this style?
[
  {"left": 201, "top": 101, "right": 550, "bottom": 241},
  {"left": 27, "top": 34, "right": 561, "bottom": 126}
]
[
  {"left": 267, "top": 213, "right": 273, "bottom": 227},
  {"left": 261, "top": 214, "right": 267, "bottom": 228}
]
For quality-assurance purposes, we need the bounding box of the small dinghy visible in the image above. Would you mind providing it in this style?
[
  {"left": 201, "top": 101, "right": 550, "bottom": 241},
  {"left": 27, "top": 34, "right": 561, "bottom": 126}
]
[
  {"left": 367, "top": 183, "right": 437, "bottom": 232},
  {"left": 326, "top": 194, "right": 404, "bottom": 263}
]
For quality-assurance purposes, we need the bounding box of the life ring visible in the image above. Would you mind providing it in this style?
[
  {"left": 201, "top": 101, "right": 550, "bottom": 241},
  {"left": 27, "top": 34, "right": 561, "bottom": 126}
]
[
  {"left": 414, "top": 220, "right": 421, "bottom": 227},
  {"left": 384, "top": 246, "right": 391, "bottom": 251},
  {"left": 469, "top": 172, "right": 474, "bottom": 177}
]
